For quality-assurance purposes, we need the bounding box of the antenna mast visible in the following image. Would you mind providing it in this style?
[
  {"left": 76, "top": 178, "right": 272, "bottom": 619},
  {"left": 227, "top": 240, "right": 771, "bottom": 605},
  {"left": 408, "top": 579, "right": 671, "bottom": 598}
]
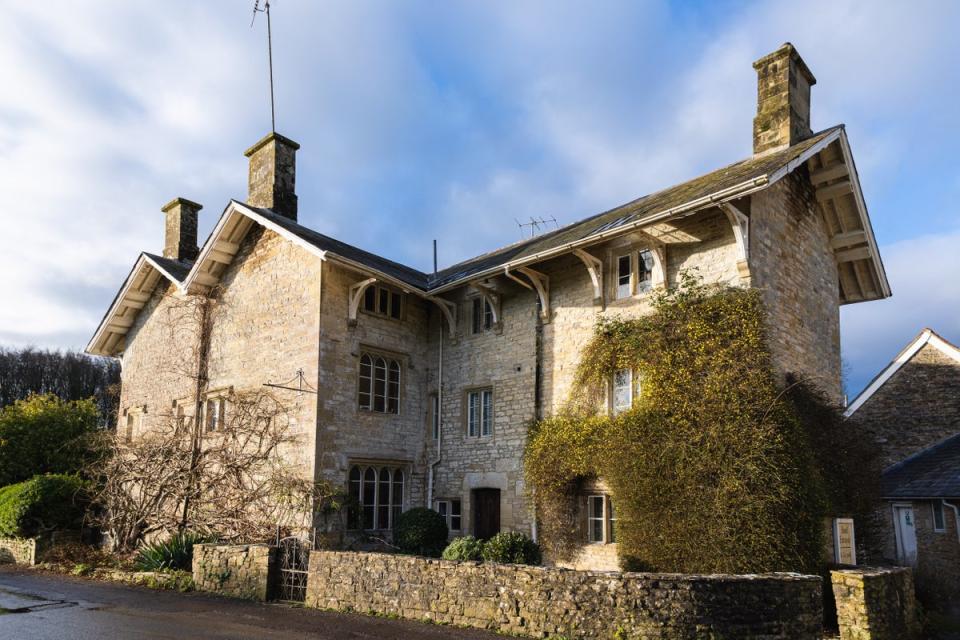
[{"left": 252, "top": 0, "right": 276, "bottom": 132}]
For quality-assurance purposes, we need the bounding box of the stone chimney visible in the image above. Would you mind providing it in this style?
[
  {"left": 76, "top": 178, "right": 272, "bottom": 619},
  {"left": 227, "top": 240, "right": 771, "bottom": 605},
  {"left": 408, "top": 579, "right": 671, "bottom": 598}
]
[
  {"left": 752, "top": 43, "right": 816, "bottom": 155},
  {"left": 161, "top": 197, "right": 201, "bottom": 261},
  {"left": 244, "top": 132, "right": 300, "bottom": 221}
]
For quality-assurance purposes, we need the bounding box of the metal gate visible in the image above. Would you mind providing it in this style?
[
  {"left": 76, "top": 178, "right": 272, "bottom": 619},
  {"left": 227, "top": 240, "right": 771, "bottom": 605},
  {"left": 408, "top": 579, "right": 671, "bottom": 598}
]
[{"left": 276, "top": 536, "right": 310, "bottom": 602}]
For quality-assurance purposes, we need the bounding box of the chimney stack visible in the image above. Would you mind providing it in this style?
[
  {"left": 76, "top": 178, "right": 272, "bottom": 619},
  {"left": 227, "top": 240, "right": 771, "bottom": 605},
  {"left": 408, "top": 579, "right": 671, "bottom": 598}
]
[
  {"left": 244, "top": 132, "right": 300, "bottom": 221},
  {"left": 752, "top": 43, "right": 816, "bottom": 155},
  {"left": 161, "top": 197, "right": 201, "bottom": 262}
]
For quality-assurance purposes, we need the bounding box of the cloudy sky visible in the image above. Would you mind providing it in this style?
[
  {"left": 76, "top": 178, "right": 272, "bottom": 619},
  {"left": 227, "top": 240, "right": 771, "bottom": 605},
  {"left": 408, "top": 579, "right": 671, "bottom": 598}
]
[{"left": 1, "top": 0, "right": 958, "bottom": 399}]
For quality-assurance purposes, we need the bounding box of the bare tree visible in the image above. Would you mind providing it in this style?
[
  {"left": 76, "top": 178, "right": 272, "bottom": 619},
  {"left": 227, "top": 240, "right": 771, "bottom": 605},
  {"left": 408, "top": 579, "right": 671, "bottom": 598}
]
[{"left": 90, "top": 285, "right": 339, "bottom": 551}]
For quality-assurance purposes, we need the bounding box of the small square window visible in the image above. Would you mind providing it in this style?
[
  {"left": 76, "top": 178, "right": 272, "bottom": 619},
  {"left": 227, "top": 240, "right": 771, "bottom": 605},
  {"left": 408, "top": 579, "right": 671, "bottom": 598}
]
[{"left": 436, "top": 499, "right": 463, "bottom": 532}]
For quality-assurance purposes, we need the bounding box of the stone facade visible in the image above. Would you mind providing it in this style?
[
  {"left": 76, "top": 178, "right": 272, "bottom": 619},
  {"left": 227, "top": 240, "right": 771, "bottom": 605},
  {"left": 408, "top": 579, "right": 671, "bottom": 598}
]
[
  {"left": 846, "top": 335, "right": 960, "bottom": 608},
  {"left": 192, "top": 543, "right": 275, "bottom": 601},
  {"left": 849, "top": 341, "right": 960, "bottom": 469},
  {"left": 100, "top": 42, "right": 874, "bottom": 574},
  {"left": 304, "top": 550, "right": 823, "bottom": 639},
  {"left": 0, "top": 537, "right": 37, "bottom": 565},
  {"left": 830, "top": 567, "right": 920, "bottom": 640}
]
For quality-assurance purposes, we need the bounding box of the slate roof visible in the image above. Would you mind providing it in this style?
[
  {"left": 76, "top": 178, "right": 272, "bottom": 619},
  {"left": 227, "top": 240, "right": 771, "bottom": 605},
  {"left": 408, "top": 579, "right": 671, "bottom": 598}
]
[
  {"left": 882, "top": 433, "right": 960, "bottom": 499},
  {"left": 144, "top": 253, "right": 193, "bottom": 282},
  {"left": 239, "top": 125, "right": 844, "bottom": 293}
]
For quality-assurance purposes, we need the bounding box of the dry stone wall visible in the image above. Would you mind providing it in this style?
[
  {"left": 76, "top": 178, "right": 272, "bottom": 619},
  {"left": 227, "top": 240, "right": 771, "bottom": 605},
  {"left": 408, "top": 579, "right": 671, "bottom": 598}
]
[
  {"left": 0, "top": 537, "right": 37, "bottom": 565},
  {"left": 192, "top": 543, "right": 275, "bottom": 601},
  {"left": 831, "top": 567, "right": 920, "bottom": 640},
  {"left": 305, "top": 550, "right": 823, "bottom": 639}
]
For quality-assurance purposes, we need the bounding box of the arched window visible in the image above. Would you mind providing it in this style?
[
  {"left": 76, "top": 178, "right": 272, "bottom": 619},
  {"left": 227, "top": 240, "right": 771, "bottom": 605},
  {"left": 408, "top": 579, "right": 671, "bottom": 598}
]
[
  {"left": 358, "top": 352, "right": 401, "bottom": 414},
  {"left": 347, "top": 464, "right": 405, "bottom": 531}
]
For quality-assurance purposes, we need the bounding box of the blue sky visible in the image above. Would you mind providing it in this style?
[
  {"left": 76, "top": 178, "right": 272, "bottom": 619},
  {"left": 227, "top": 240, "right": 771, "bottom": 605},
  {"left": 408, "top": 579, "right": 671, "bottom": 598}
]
[{"left": 1, "top": 1, "right": 958, "bottom": 399}]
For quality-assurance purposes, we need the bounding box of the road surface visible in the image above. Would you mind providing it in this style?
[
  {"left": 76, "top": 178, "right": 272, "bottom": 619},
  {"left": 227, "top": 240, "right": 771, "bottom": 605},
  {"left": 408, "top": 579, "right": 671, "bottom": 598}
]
[{"left": 0, "top": 566, "right": 501, "bottom": 639}]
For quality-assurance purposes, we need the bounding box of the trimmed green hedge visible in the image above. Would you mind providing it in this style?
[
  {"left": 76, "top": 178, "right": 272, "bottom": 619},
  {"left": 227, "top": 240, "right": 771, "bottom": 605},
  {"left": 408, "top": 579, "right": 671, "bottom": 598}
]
[
  {"left": 441, "top": 535, "right": 484, "bottom": 561},
  {"left": 394, "top": 507, "right": 448, "bottom": 557},
  {"left": 481, "top": 532, "right": 542, "bottom": 565},
  {"left": 0, "top": 474, "right": 87, "bottom": 537}
]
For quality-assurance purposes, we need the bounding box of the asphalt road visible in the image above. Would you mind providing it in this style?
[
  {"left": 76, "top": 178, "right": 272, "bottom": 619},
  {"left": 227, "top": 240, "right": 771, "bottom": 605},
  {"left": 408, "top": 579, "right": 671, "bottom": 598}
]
[{"left": 0, "top": 566, "right": 501, "bottom": 640}]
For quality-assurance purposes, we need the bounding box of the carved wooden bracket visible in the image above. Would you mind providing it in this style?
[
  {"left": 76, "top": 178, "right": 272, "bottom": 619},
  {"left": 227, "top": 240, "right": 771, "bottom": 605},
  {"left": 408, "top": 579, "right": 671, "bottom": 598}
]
[
  {"left": 426, "top": 296, "right": 458, "bottom": 338},
  {"left": 572, "top": 249, "right": 604, "bottom": 306},
  {"left": 348, "top": 277, "right": 377, "bottom": 324},
  {"left": 517, "top": 266, "right": 550, "bottom": 323},
  {"left": 719, "top": 202, "right": 750, "bottom": 279}
]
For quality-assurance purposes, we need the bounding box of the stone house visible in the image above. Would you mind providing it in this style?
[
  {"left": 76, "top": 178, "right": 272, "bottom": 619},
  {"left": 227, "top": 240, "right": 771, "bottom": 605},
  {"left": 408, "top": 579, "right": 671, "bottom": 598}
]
[
  {"left": 844, "top": 328, "right": 960, "bottom": 609},
  {"left": 87, "top": 43, "right": 889, "bottom": 568}
]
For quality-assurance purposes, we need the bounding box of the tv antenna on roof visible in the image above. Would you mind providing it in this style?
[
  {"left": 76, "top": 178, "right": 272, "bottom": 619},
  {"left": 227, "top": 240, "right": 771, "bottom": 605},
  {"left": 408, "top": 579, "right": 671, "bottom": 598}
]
[
  {"left": 251, "top": 0, "right": 276, "bottom": 132},
  {"left": 516, "top": 216, "right": 559, "bottom": 239}
]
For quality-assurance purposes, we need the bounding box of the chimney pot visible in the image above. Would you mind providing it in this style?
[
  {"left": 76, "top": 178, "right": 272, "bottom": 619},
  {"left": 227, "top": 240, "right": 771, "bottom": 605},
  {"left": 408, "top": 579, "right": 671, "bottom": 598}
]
[
  {"left": 161, "top": 197, "right": 201, "bottom": 262},
  {"left": 752, "top": 43, "right": 816, "bottom": 155},
  {"left": 244, "top": 132, "right": 300, "bottom": 221}
]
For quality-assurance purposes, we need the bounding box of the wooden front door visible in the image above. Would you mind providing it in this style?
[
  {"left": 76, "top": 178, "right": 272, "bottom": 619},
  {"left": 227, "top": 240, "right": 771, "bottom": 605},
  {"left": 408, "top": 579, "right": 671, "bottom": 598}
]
[{"left": 472, "top": 488, "right": 501, "bottom": 541}]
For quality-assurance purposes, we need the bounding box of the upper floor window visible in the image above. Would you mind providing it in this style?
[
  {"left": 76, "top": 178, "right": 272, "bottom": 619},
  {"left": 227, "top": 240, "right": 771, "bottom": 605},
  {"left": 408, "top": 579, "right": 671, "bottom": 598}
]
[
  {"left": 587, "top": 494, "right": 616, "bottom": 544},
  {"left": 359, "top": 353, "right": 401, "bottom": 414},
  {"left": 123, "top": 411, "right": 141, "bottom": 443},
  {"left": 615, "top": 249, "right": 657, "bottom": 299},
  {"left": 467, "top": 388, "right": 493, "bottom": 437},
  {"left": 471, "top": 297, "right": 494, "bottom": 333},
  {"left": 347, "top": 465, "right": 404, "bottom": 530},
  {"left": 363, "top": 284, "right": 403, "bottom": 320},
  {"left": 436, "top": 499, "right": 462, "bottom": 532},
  {"left": 616, "top": 255, "right": 632, "bottom": 299},
  {"left": 612, "top": 369, "right": 639, "bottom": 415}
]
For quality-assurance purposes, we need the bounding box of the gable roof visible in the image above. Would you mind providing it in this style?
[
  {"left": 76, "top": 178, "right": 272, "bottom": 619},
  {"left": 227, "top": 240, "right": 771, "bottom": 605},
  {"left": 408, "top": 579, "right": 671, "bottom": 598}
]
[
  {"left": 882, "top": 432, "right": 960, "bottom": 499},
  {"left": 844, "top": 328, "right": 960, "bottom": 417},
  {"left": 86, "top": 253, "right": 193, "bottom": 356},
  {"left": 88, "top": 124, "right": 890, "bottom": 356}
]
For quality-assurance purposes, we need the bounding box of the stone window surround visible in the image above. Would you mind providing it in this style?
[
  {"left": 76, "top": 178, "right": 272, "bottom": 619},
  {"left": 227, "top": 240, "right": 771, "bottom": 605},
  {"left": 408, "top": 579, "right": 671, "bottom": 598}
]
[
  {"left": 346, "top": 461, "right": 408, "bottom": 531},
  {"left": 464, "top": 293, "right": 502, "bottom": 336},
  {"left": 356, "top": 347, "right": 406, "bottom": 416},
  {"left": 435, "top": 498, "right": 462, "bottom": 532},
  {"left": 202, "top": 386, "right": 233, "bottom": 434},
  {"left": 586, "top": 494, "right": 616, "bottom": 545},
  {"left": 360, "top": 282, "right": 404, "bottom": 321},
  {"left": 123, "top": 405, "right": 145, "bottom": 442},
  {"left": 463, "top": 386, "right": 494, "bottom": 439},
  {"left": 609, "top": 369, "right": 641, "bottom": 416},
  {"left": 607, "top": 238, "right": 662, "bottom": 303}
]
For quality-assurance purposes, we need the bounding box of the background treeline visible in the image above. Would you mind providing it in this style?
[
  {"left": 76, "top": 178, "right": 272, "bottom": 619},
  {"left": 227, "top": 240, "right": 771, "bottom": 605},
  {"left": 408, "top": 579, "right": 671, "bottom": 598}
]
[{"left": 0, "top": 347, "right": 119, "bottom": 422}]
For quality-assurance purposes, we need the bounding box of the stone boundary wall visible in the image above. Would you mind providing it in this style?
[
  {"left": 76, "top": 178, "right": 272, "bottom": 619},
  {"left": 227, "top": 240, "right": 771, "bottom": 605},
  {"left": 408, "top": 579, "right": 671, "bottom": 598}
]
[
  {"left": 0, "top": 537, "right": 37, "bottom": 565},
  {"left": 192, "top": 543, "right": 275, "bottom": 601},
  {"left": 831, "top": 567, "right": 920, "bottom": 640},
  {"left": 306, "top": 551, "right": 823, "bottom": 639}
]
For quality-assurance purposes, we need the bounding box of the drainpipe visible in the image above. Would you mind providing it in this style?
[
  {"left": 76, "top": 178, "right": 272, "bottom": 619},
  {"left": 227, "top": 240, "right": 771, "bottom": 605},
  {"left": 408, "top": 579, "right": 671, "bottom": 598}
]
[{"left": 427, "top": 322, "right": 443, "bottom": 509}]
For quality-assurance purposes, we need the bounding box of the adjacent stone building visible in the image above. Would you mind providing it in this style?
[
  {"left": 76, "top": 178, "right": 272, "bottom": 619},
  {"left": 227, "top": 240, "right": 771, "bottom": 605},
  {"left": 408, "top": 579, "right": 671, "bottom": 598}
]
[
  {"left": 87, "top": 44, "right": 889, "bottom": 568},
  {"left": 845, "top": 328, "right": 960, "bottom": 611}
]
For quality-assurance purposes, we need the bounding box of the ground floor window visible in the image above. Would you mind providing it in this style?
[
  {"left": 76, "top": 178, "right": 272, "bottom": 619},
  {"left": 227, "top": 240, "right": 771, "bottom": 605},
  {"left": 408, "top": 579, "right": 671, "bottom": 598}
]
[
  {"left": 587, "top": 494, "right": 616, "bottom": 544},
  {"left": 436, "top": 499, "right": 462, "bottom": 532},
  {"left": 347, "top": 465, "right": 404, "bottom": 530},
  {"left": 933, "top": 500, "right": 946, "bottom": 532}
]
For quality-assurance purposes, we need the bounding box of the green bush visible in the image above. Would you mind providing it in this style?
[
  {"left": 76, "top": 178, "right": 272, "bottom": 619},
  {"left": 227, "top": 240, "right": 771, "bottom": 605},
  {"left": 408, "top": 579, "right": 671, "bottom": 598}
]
[
  {"left": 441, "top": 535, "right": 484, "bottom": 561},
  {"left": 0, "top": 474, "right": 87, "bottom": 537},
  {"left": 134, "top": 531, "right": 211, "bottom": 572},
  {"left": 393, "top": 508, "right": 448, "bottom": 557},
  {"left": 0, "top": 394, "right": 101, "bottom": 487},
  {"left": 481, "top": 532, "right": 542, "bottom": 565}
]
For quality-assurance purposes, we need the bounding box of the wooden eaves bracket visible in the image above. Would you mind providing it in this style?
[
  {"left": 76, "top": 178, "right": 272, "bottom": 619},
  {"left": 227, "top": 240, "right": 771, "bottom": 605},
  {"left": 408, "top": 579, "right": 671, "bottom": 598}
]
[
  {"left": 348, "top": 277, "right": 377, "bottom": 324},
  {"left": 572, "top": 249, "right": 604, "bottom": 307}
]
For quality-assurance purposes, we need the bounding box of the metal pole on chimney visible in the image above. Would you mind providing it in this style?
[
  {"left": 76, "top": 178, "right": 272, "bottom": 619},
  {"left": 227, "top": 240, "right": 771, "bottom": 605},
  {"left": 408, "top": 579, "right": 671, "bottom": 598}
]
[{"left": 252, "top": 0, "right": 277, "bottom": 132}]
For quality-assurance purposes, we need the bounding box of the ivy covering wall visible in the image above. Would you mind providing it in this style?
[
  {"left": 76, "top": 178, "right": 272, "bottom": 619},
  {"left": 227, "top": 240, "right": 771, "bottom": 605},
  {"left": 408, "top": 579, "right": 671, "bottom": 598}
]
[{"left": 525, "top": 275, "right": 878, "bottom": 573}]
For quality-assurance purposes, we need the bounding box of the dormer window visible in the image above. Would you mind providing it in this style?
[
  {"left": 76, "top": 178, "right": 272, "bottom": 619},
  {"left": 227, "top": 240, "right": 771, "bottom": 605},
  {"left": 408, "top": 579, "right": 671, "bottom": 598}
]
[
  {"left": 471, "top": 297, "right": 494, "bottom": 334},
  {"left": 616, "top": 249, "right": 658, "bottom": 299},
  {"left": 362, "top": 285, "right": 403, "bottom": 320}
]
